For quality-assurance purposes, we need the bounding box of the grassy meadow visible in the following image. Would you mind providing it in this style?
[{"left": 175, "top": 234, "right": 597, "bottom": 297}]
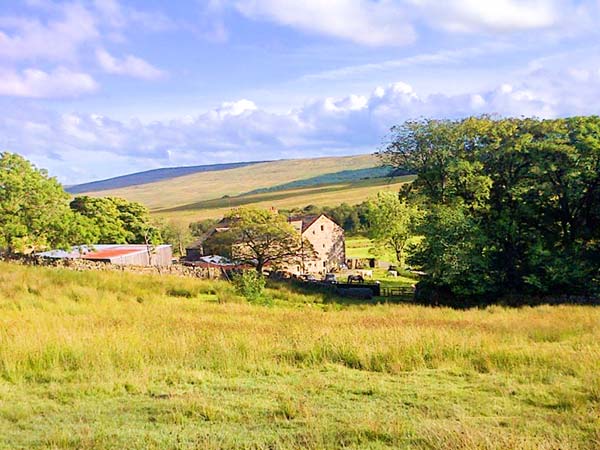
[
  {"left": 156, "top": 177, "right": 411, "bottom": 223},
  {"left": 83, "top": 155, "right": 379, "bottom": 212},
  {"left": 1, "top": 262, "right": 599, "bottom": 449}
]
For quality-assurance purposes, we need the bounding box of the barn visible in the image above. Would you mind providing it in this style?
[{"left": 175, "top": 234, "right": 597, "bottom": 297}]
[{"left": 37, "top": 244, "right": 173, "bottom": 267}]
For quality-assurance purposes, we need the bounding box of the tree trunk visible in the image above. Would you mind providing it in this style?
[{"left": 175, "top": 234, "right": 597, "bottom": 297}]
[{"left": 255, "top": 258, "right": 264, "bottom": 274}]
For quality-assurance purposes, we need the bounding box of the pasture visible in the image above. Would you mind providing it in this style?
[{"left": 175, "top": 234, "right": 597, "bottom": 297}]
[
  {"left": 0, "top": 263, "right": 599, "bottom": 449},
  {"left": 83, "top": 155, "right": 379, "bottom": 211},
  {"left": 155, "top": 176, "right": 411, "bottom": 223}
]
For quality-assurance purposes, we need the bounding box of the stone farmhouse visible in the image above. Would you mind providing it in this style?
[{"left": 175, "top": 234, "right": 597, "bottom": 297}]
[
  {"left": 185, "top": 213, "right": 345, "bottom": 276},
  {"left": 287, "top": 214, "right": 345, "bottom": 276}
]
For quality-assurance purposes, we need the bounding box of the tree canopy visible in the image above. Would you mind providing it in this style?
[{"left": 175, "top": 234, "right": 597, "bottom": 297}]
[
  {"left": 366, "top": 191, "right": 420, "bottom": 269},
  {"left": 222, "top": 207, "right": 312, "bottom": 273},
  {"left": 380, "top": 116, "right": 600, "bottom": 301},
  {"left": 0, "top": 152, "right": 92, "bottom": 253},
  {"left": 0, "top": 152, "right": 164, "bottom": 255},
  {"left": 70, "top": 196, "right": 160, "bottom": 245}
]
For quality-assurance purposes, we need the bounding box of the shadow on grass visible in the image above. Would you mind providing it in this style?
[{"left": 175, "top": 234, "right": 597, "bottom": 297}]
[
  {"left": 267, "top": 279, "right": 415, "bottom": 307},
  {"left": 268, "top": 279, "right": 600, "bottom": 309}
]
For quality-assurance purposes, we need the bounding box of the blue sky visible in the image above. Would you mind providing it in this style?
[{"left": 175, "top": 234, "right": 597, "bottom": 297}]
[{"left": 1, "top": 0, "right": 600, "bottom": 184}]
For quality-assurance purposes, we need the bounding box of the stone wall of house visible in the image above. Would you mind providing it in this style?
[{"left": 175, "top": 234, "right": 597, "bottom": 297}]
[{"left": 301, "top": 215, "right": 345, "bottom": 275}]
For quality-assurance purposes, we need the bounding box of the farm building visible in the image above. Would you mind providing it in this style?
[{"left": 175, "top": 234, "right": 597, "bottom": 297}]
[
  {"left": 37, "top": 244, "right": 173, "bottom": 267},
  {"left": 287, "top": 214, "right": 345, "bottom": 276},
  {"left": 185, "top": 213, "right": 345, "bottom": 276}
]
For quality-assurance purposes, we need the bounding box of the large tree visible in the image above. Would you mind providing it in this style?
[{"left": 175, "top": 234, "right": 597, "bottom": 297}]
[
  {"left": 222, "top": 207, "right": 312, "bottom": 273},
  {"left": 158, "top": 218, "right": 193, "bottom": 257},
  {"left": 379, "top": 116, "right": 600, "bottom": 300},
  {"left": 70, "top": 196, "right": 160, "bottom": 244},
  {"left": 366, "top": 191, "right": 420, "bottom": 269},
  {"left": 0, "top": 152, "right": 93, "bottom": 254}
]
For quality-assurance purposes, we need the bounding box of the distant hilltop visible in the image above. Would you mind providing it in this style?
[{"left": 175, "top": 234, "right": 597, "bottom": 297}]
[
  {"left": 66, "top": 161, "right": 268, "bottom": 194},
  {"left": 65, "top": 154, "right": 405, "bottom": 216}
]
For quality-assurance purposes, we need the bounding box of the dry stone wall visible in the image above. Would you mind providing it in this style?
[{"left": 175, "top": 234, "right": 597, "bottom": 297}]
[{"left": 1, "top": 254, "right": 225, "bottom": 279}]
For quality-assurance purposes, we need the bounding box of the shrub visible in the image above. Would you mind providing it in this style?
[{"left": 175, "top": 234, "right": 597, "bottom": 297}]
[{"left": 231, "top": 270, "right": 266, "bottom": 303}]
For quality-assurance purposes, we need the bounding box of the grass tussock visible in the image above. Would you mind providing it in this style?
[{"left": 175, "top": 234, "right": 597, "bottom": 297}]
[{"left": 0, "top": 262, "right": 599, "bottom": 449}]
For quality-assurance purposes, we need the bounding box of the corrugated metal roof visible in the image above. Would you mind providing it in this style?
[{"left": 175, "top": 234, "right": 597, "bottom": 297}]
[
  {"left": 37, "top": 244, "right": 170, "bottom": 261},
  {"left": 82, "top": 246, "right": 148, "bottom": 260}
]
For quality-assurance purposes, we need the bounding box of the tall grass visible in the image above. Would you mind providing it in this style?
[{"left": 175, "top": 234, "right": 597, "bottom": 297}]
[{"left": 0, "top": 262, "right": 598, "bottom": 449}]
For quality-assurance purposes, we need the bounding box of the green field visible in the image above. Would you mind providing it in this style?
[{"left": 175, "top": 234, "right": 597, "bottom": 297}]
[
  {"left": 84, "top": 155, "right": 380, "bottom": 212},
  {"left": 156, "top": 176, "right": 412, "bottom": 223},
  {"left": 1, "top": 263, "right": 599, "bottom": 449},
  {"left": 76, "top": 153, "right": 414, "bottom": 224}
]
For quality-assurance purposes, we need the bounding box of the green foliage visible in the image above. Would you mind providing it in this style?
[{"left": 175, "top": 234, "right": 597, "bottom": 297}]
[
  {"left": 70, "top": 196, "right": 161, "bottom": 245},
  {"left": 231, "top": 270, "right": 267, "bottom": 303},
  {"left": 0, "top": 152, "right": 93, "bottom": 253},
  {"left": 284, "top": 202, "right": 370, "bottom": 234},
  {"left": 365, "top": 191, "right": 420, "bottom": 268},
  {"left": 189, "top": 218, "right": 218, "bottom": 238},
  {"left": 222, "top": 207, "right": 311, "bottom": 273},
  {"left": 156, "top": 218, "right": 193, "bottom": 256},
  {"left": 380, "top": 116, "right": 600, "bottom": 299},
  {"left": 410, "top": 205, "right": 491, "bottom": 296}
]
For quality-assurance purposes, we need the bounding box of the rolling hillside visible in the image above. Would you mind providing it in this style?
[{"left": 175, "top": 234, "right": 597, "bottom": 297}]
[
  {"left": 79, "top": 154, "right": 381, "bottom": 211},
  {"left": 156, "top": 175, "right": 414, "bottom": 222},
  {"left": 66, "top": 161, "right": 266, "bottom": 193}
]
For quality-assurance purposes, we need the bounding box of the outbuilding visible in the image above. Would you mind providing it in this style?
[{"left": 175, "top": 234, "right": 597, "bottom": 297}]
[{"left": 37, "top": 244, "right": 173, "bottom": 267}]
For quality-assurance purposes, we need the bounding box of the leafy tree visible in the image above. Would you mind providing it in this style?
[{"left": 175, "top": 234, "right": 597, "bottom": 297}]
[
  {"left": 189, "top": 218, "right": 218, "bottom": 238},
  {"left": 283, "top": 202, "right": 370, "bottom": 234},
  {"left": 70, "top": 196, "right": 160, "bottom": 244},
  {"left": 366, "top": 191, "right": 420, "bottom": 269},
  {"left": 380, "top": 116, "right": 600, "bottom": 301},
  {"left": 222, "top": 207, "right": 312, "bottom": 273},
  {"left": 0, "top": 152, "right": 92, "bottom": 253},
  {"left": 410, "top": 205, "right": 491, "bottom": 296},
  {"left": 158, "top": 218, "right": 193, "bottom": 256}
]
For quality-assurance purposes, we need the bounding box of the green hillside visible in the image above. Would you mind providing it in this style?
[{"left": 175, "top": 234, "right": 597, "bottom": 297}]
[
  {"left": 66, "top": 161, "right": 266, "bottom": 194},
  {"left": 156, "top": 175, "right": 414, "bottom": 222},
  {"left": 246, "top": 166, "right": 400, "bottom": 195},
  {"left": 83, "top": 154, "right": 380, "bottom": 211}
]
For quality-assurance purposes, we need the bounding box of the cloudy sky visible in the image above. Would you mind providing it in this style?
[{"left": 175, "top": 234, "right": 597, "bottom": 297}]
[{"left": 1, "top": 0, "right": 599, "bottom": 184}]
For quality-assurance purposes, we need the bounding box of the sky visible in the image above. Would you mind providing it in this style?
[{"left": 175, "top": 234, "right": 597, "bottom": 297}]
[{"left": 1, "top": 0, "right": 600, "bottom": 184}]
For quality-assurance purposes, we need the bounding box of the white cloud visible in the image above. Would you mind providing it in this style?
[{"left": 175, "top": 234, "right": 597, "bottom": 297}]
[
  {"left": 93, "top": 0, "right": 175, "bottom": 32},
  {"left": 0, "top": 0, "right": 168, "bottom": 96},
  {"left": 227, "top": 0, "right": 589, "bottom": 46},
  {"left": 96, "top": 48, "right": 165, "bottom": 80},
  {"left": 93, "top": 0, "right": 126, "bottom": 28},
  {"left": 215, "top": 99, "right": 258, "bottom": 117},
  {"left": 3, "top": 56, "right": 600, "bottom": 183},
  {"left": 0, "top": 67, "right": 98, "bottom": 98},
  {"left": 233, "top": 0, "right": 416, "bottom": 46},
  {"left": 413, "top": 0, "right": 562, "bottom": 33},
  {"left": 300, "top": 43, "right": 510, "bottom": 81},
  {"left": 0, "top": 2, "right": 97, "bottom": 62}
]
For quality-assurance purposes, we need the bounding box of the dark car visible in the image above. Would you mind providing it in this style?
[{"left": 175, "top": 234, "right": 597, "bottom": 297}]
[
  {"left": 324, "top": 273, "right": 337, "bottom": 283},
  {"left": 299, "top": 273, "right": 318, "bottom": 282}
]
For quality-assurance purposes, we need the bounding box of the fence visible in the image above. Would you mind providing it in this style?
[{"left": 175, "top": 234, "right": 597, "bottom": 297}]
[{"left": 380, "top": 286, "right": 415, "bottom": 298}]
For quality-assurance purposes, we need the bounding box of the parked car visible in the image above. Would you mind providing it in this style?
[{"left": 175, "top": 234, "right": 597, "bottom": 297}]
[
  {"left": 299, "top": 273, "right": 318, "bottom": 282},
  {"left": 324, "top": 273, "right": 337, "bottom": 283}
]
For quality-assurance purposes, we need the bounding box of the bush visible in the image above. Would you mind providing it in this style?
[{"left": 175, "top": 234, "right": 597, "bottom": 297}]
[{"left": 231, "top": 271, "right": 267, "bottom": 303}]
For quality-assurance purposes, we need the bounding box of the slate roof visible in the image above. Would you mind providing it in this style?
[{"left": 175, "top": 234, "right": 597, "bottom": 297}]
[{"left": 288, "top": 215, "right": 322, "bottom": 233}]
